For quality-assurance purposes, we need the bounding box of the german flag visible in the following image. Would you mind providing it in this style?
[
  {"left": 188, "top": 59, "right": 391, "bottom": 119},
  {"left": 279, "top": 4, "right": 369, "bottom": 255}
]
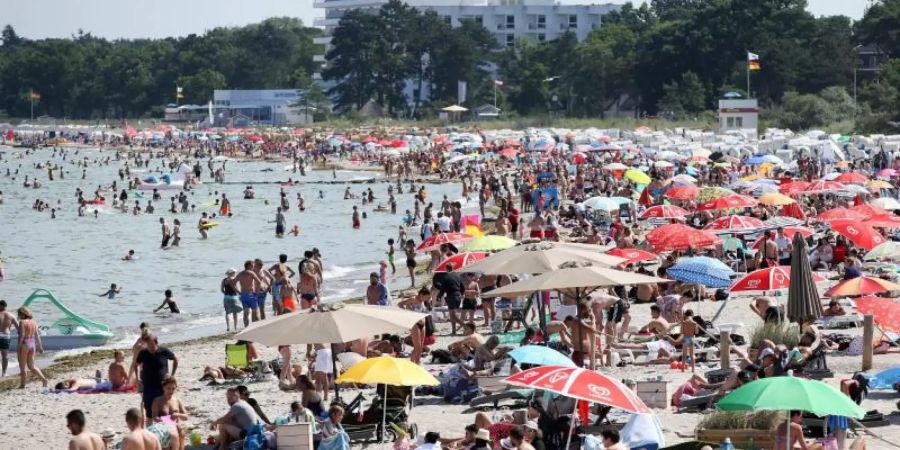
[{"left": 748, "top": 52, "right": 761, "bottom": 71}]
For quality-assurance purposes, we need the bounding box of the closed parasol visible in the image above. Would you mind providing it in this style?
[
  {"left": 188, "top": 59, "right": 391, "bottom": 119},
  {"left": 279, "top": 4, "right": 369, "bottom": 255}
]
[{"left": 787, "top": 232, "right": 822, "bottom": 324}]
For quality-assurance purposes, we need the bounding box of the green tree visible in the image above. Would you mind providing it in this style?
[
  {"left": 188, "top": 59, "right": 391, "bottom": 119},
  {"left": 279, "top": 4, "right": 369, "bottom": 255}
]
[
  {"left": 657, "top": 71, "right": 706, "bottom": 118},
  {"left": 323, "top": 11, "right": 381, "bottom": 112},
  {"left": 856, "top": 0, "right": 900, "bottom": 57}
]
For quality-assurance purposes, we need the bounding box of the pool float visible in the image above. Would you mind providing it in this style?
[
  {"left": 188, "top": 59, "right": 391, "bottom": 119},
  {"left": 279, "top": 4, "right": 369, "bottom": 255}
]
[
  {"left": 86, "top": 198, "right": 106, "bottom": 205},
  {"left": 281, "top": 182, "right": 296, "bottom": 187},
  {"left": 199, "top": 221, "right": 219, "bottom": 230},
  {"left": 139, "top": 173, "right": 185, "bottom": 190}
]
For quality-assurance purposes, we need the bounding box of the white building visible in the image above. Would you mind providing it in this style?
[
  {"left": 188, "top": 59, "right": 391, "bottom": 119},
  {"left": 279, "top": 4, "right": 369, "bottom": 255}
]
[
  {"left": 211, "top": 90, "right": 313, "bottom": 126},
  {"left": 312, "top": 0, "right": 620, "bottom": 80},
  {"left": 718, "top": 99, "right": 759, "bottom": 137}
]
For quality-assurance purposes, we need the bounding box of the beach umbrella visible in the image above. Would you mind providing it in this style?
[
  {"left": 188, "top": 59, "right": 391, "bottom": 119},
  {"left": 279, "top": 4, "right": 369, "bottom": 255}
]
[
  {"left": 604, "top": 162, "right": 628, "bottom": 171},
  {"left": 828, "top": 220, "right": 887, "bottom": 250},
  {"left": 871, "top": 197, "right": 900, "bottom": 210},
  {"left": 462, "top": 235, "right": 517, "bottom": 252},
  {"left": 825, "top": 277, "right": 900, "bottom": 298},
  {"left": 867, "top": 179, "right": 893, "bottom": 189},
  {"left": 732, "top": 266, "right": 825, "bottom": 293},
  {"left": 460, "top": 242, "right": 625, "bottom": 275},
  {"left": 864, "top": 241, "right": 900, "bottom": 261},
  {"left": 704, "top": 215, "right": 765, "bottom": 233},
  {"left": 664, "top": 185, "right": 700, "bottom": 201},
  {"left": 851, "top": 204, "right": 889, "bottom": 219},
  {"left": 801, "top": 180, "right": 847, "bottom": 195},
  {"left": 481, "top": 266, "right": 670, "bottom": 299},
  {"left": 749, "top": 183, "right": 780, "bottom": 196},
  {"left": 624, "top": 168, "right": 651, "bottom": 185},
  {"left": 668, "top": 174, "right": 697, "bottom": 185},
  {"left": 866, "top": 214, "right": 900, "bottom": 229},
  {"left": 697, "top": 186, "right": 737, "bottom": 202},
  {"left": 434, "top": 252, "right": 489, "bottom": 272},
  {"left": 653, "top": 160, "right": 674, "bottom": 169},
  {"left": 235, "top": 304, "right": 428, "bottom": 346},
  {"left": 834, "top": 172, "right": 869, "bottom": 184},
  {"left": 853, "top": 296, "right": 900, "bottom": 333},
  {"left": 639, "top": 205, "right": 689, "bottom": 220},
  {"left": 605, "top": 248, "right": 659, "bottom": 266},
  {"left": 780, "top": 180, "right": 811, "bottom": 196},
  {"left": 666, "top": 256, "right": 735, "bottom": 288},
  {"left": 583, "top": 196, "right": 621, "bottom": 212},
  {"left": 335, "top": 356, "right": 439, "bottom": 443},
  {"left": 816, "top": 208, "right": 867, "bottom": 222},
  {"left": 758, "top": 193, "right": 795, "bottom": 206},
  {"left": 416, "top": 232, "right": 474, "bottom": 252},
  {"left": 509, "top": 345, "right": 576, "bottom": 367},
  {"left": 877, "top": 168, "right": 898, "bottom": 178},
  {"left": 787, "top": 232, "right": 823, "bottom": 324},
  {"left": 696, "top": 194, "right": 758, "bottom": 211},
  {"left": 645, "top": 224, "right": 721, "bottom": 252},
  {"left": 503, "top": 366, "right": 650, "bottom": 414},
  {"left": 657, "top": 150, "right": 683, "bottom": 161},
  {"left": 717, "top": 376, "right": 865, "bottom": 419}
]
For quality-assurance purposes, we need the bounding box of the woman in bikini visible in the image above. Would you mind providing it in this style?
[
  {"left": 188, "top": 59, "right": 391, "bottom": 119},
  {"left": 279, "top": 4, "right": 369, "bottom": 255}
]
[
  {"left": 17, "top": 307, "right": 49, "bottom": 388},
  {"left": 151, "top": 376, "right": 188, "bottom": 450}
]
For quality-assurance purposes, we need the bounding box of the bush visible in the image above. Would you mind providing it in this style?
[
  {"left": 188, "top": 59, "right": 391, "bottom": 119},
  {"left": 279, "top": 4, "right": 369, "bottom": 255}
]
[
  {"left": 699, "top": 410, "right": 784, "bottom": 431},
  {"left": 750, "top": 322, "right": 800, "bottom": 349}
]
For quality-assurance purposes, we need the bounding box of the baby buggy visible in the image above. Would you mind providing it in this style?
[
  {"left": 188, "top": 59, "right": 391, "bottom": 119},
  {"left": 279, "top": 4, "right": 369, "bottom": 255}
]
[{"left": 339, "top": 385, "right": 418, "bottom": 443}]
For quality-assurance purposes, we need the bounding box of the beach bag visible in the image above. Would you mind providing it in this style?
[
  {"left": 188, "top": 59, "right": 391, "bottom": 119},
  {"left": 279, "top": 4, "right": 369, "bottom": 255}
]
[{"left": 430, "top": 349, "right": 457, "bottom": 364}]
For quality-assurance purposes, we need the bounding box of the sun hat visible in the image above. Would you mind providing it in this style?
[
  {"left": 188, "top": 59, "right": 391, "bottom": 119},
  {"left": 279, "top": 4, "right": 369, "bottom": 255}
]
[
  {"left": 226, "top": 268, "right": 237, "bottom": 276},
  {"left": 475, "top": 429, "right": 491, "bottom": 441}
]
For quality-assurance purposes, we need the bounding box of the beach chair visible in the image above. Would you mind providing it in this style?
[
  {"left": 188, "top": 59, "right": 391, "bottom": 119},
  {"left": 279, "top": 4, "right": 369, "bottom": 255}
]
[{"left": 225, "top": 343, "right": 252, "bottom": 370}]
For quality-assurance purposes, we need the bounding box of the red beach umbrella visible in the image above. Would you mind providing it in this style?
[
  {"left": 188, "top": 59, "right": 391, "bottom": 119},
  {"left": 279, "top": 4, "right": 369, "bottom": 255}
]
[
  {"left": 646, "top": 224, "right": 721, "bottom": 252},
  {"left": 780, "top": 180, "right": 810, "bottom": 196},
  {"left": 416, "top": 232, "right": 474, "bottom": 253},
  {"left": 851, "top": 204, "right": 889, "bottom": 219},
  {"left": 828, "top": 220, "right": 887, "bottom": 250},
  {"left": 866, "top": 214, "right": 900, "bottom": 229},
  {"left": 665, "top": 185, "right": 700, "bottom": 201},
  {"left": 704, "top": 215, "right": 765, "bottom": 232},
  {"left": 834, "top": 172, "right": 868, "bottom": 184},
  {"left": 853, "top": 296, "right": 900, "bottom": 333},
  {"left": 801, "top": 180, "right": 847, "bottom": 195},
  {"left": 731, "top": 266, "right": 825, "bottom": 292},
  {"left": 434, "top": 252, "right": 489, "bottom": 272},
  {"left": 639, "top": 205, "right": 689, "bottom": 220},
  {"left": 816, "top": 208, "right": 867, "bottom": 222},
  {"left": 696, "top": 194, "right": 758, "bottom": 211},
  {"left": 503, "top": 365, "right": 650, "bottom": 414},
  {"left": 825, "top": 277, "right": 900, "bottom": 298},
  {"left": 605, "top": 248, "right": 659, "bottom": 266}
]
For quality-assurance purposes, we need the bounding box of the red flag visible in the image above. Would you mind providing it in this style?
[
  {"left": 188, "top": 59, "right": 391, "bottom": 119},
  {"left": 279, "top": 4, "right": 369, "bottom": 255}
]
[{"left": 638, "top": 186, "right": 652, "bottom": 206}]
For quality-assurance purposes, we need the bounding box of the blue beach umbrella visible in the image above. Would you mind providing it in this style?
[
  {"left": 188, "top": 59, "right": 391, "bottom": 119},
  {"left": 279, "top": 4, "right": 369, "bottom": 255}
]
[
  {"left": 509, "top": 345, "right": 576, "bottom": 367},
  {"left": 667, "top": 256, "right": 735, "bottom": 288}
]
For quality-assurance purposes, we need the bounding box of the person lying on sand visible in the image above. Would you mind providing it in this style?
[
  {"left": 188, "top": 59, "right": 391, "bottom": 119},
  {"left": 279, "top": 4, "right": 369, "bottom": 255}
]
[
  {"left": 55, "top": 378, "right": 98, "bottom": 392},
  {"left": 199, "top": 365, "right": 249, "bottom": 382},
  {"left": 448, "top": 322, "right": 486, "bottom": 359}
]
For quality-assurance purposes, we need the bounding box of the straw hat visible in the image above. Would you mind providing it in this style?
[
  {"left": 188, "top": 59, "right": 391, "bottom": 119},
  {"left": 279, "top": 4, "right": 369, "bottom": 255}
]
[
  {"left": 475, "top": 429, "right": 490, "bottom": 441},
  {"left": 226, "top": 268, "right": 237, "bottom": 276}
]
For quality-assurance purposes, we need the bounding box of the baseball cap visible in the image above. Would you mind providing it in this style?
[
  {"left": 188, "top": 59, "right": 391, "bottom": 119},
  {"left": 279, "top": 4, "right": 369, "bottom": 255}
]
[{"left": 524, "top": 420, "right": 539, "bottom": 431}]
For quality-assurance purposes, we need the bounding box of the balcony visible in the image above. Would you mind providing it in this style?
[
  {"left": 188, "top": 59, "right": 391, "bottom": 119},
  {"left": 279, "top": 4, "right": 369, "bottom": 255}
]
[
  {"left": 313, "top": 17, "right": 341, "bottom": 27},
  {"left": 313, "top": 36, "right": 333, "bottom": 45},
  {"left": 527, "top": 23, "right": 546, "bottom": 30},
  {"left": 313, "top": 54, "right": 327, "bottom": 63}
]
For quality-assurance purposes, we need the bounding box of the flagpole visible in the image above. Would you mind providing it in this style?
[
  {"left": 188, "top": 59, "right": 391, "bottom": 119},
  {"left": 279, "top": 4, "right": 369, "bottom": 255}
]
[
  {"left": 493, "top": 82, "right": 497, "bottom": 109},
  {"left": 30, "top": 88, "right": 34, "bottom": 121},
  {"left": 746, "top": 61, "right": 750, "bottom": 98}
]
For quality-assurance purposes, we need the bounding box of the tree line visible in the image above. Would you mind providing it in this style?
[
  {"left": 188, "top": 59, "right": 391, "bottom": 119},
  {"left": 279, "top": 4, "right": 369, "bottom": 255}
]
[{"left": 0, "top": 18, "right": 320, "bottom": 119}]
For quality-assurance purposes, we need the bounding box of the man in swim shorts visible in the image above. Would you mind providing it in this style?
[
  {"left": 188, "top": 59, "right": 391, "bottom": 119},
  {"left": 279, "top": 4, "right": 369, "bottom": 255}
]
[
  {"left": 268, "top": 254, "right": 295, "bottom": 316},
  {"left": 253, "top": 259, "right": 272, "bottom": 320},
  {"left": 159, "top": 217, "right": 171, "bottom": 248},
  {"left": 0, "top": 300, "right": 18, "bottom": 376},
  {"left": 235, "top": 261, "right": 263, "bottom": 326}
]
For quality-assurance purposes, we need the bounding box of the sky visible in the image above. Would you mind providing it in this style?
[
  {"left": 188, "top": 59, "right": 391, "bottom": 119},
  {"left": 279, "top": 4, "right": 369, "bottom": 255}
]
[{"left": 1, "top": 0, "right": 872, "bottom": 40}]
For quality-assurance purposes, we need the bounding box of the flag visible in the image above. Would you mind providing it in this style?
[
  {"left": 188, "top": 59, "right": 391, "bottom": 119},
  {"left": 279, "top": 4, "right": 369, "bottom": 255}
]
[
  {"left": 494, "top": 80, "right": 504, "bottom": 87},
  {"left": 176, "top": 86, "right": 184, "bottom": 99},
  {"left": 747, "top": 52, "right": 761, "bottom": 71},
  {"left": 30, "top": 92, "right": 41, "bottom": 100}
]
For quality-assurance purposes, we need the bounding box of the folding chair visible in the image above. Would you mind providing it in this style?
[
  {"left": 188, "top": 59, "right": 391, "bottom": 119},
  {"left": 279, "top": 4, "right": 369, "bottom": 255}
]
[{"left": 225, "top": 343, "right": 251, "bottom": 370}]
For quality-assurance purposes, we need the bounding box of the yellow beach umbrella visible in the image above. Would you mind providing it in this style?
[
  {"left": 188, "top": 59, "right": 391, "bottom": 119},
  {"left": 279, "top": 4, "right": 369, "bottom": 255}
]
[
  {"left": 464, "top": 224, "right": 485, "bottom": 237},
  {"left": 758, "top": 193, "right": 796, "bottom": 206},
  {"left": 867, "top": 180, "right": 893, "bottom": 189},
  {"left": 463, "top": 235, "right": 517, "bottom": 252},
  {"left": 624, "top": 168, "right": 651, "bottom": 185},
  {"left": 740, "top": 174, "right": 761, "bottom": 182},
  {"left": 336, "top": 356, "right": 438, "bottom": 443}
]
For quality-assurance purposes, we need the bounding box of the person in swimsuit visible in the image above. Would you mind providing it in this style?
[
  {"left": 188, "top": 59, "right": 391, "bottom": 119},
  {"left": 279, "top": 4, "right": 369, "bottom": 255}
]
[
  {"left": 279, "top": 276, "right": 298, "bottom": 313},
  {"left": 267, "top": 254, "right": 296, "bottom": 316},
  {"left": 97, "top": 283, "right": 122, "bottom": 299},
  {"left": 0, "top": 300, "right": 19, "bottom": 376},
  {"left": 298, "top": 251, "right": 320, "bottom": 310},
  {"left": 66, "top": 409, "right": 106, "bottom": 450},
  {"left": 109, "top": 350, "right": 129, "bottom": 389},
  {"left": 122, "top": 407, "right": 163, "bottom": 450},
  {"left": 151, "top": 376, "right": 188, "bottom": 450},
  {"left": 171, "top": 219, "right": 181, "bottom": 247},
  {"left": 159, "top": 217, "right": 172, "bottom": 248},
  {"left": 17, "top": 306, "right": 49, "bottom": 388},
  {"left": 352, "top": 205, "right": 360, "bottom": 229},
  {"left": 404, "top": 240, "right": 417, "bottom": 288},
  {"left": 221, "top": 269, "right": 243, "bottom": 331},
  {"left": 252, "top": 259, "right": 271, "bottom": 321},
  {"left": 235, "top": 261, "right": 263, "bottom": 326},
  {"left": 153, "top": 290, "right": 181, "bottom": 314}
]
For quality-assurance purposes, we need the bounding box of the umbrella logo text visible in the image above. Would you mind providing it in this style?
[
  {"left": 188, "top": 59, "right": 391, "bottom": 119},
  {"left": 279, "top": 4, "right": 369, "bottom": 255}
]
[{"left": 586, "top": 384, "right": 611, "bottom": 400}]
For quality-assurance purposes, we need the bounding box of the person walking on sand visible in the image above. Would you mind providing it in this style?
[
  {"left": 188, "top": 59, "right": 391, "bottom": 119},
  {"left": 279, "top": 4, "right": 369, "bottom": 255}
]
[
  {"left": 235, "top": 261, "right": 263, "bottom": 326},
  {"left": 17, "top": 306, "right": 49, "bottom": 388},
  {"left": 66, "top": 409, "right": 105, "bottom": 450},
  {"left": 122, "top": 407, "right": 161, "bottom": 450},
  {"left": 159, "top": 217, "right": 172, "bottom": 248},
  {"left": 132, "top": 334, "right": 178, "bottom": 418},
  {"left": 0, "top": 300, "right": 18, "bottom": 376}
]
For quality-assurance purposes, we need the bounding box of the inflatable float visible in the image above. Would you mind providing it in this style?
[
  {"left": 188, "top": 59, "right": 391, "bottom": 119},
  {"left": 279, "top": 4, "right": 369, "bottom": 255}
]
[
  {"left": 8, "top": 289, "right": 113, "bottom": 351},
  {"left": 139, "top": 173, "right": 185, "bottom": 190}
]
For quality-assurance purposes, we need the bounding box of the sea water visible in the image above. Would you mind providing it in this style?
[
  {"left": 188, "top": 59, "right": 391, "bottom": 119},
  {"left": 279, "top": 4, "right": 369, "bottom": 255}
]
[{"left": 0, "top": 145, "right": 465, "bottom": 348}]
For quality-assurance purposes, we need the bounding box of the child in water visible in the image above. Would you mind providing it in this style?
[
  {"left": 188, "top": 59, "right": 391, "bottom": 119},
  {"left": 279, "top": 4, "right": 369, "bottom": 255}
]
[
  {"left": 97, "top": 283, "right": 122, "bottom": 299},
  {"left": 153, "top": 289, "right": 181, "bottom": 314},
  {"left": 122, "top": 250, "right": 135, "bottom": 261}
]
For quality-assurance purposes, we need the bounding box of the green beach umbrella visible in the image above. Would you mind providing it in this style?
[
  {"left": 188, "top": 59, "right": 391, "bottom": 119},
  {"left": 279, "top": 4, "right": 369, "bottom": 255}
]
[
  {"left": 462, "top": 235, "right": 517, "bottom": 252},
  {"left": 718, "top": 376, "right": 865, "bottom": 419}
]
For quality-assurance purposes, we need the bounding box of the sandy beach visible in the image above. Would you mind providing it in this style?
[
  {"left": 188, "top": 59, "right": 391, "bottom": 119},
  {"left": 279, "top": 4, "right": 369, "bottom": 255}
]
[{"left": 2, "top": 293, "right": 899, "bottom": 449}]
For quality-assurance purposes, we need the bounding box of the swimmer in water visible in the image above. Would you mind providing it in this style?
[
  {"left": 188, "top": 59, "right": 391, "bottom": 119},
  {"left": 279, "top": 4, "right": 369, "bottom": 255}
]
[
  {"left": 97, "top": 284, "right": 122, "bottom": 300},
  {"left": 122, "top": 250, "right": 135, "bottom": 261},
  {"left": 153, "top": 289, "right": 181, "bottom": 314}
]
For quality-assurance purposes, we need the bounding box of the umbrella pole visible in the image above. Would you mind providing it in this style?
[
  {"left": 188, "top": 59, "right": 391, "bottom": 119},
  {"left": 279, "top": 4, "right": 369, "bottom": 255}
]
[
  {"left": 382, "top": 387, "right": 388, "bottom": 445},
  {"left": 564, "top": 401, "right": 578, "bottom": 450},
  {"left": 331, "top": 343, "right": 340, "bottom": 401}
]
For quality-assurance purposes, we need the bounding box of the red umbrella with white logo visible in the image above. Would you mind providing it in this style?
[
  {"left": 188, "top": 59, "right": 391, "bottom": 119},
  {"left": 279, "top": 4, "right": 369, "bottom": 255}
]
[
  {"left": 731, "top": 266, "right": 825, "bottom": 293},
  {"left": 664, "top": 185, "right": 700, "bottom": 201},
  {"left": 503, "top": 365, "right": 650, "bottom": 413},
  {"left": 828, "top": 220, "right": 888, "bottom": 250},
  {"left": 639, "top": 204, "right": 689, "bottom": 220},
  {"left": 704, "top": 215, "right": 765, "bottom": 233},
  {"left": 696, "top": 194, "right": 758, "bottom": 211},
  {"left": 434, "top": 252, "right": 489, "bottom": 272},
  {"left": 416, "top": 232, "right": 474, "bottom": 253},
  {"left": 605, "top": 248, "right": 659, "bottom": 266}
]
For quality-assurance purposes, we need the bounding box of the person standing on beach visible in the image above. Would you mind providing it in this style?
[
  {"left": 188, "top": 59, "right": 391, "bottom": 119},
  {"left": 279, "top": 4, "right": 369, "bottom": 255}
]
[
  {"left": 159, "top": 217, "right": 171, "bottom": 248},
  {"left": 404, "top": 240, "right": 417, "bottom": 288},
  {"left": 122, "top": 407, "right": 161, "bottom": 450},
  {"left": 298, "top": 251, "right": 320, "bottom": 310},
  {"left": 66, "top": 409, "right": 105, "bottom": 450},
  {"left": 235, "top": 261, "right": 263, "bottom": 326},
  {"left": 221, "top": 269, "right": 243, "bottom": 331},
  {"left": 0, "top": 300, "right": 18, "bottom": 376},
  {"left": 132, "top": 334, "right": 178, "bottom": 418},
  {"left": 253, "top": 259, "right": 271, "bottom": 321},
  {"left": 268, "top": 254, "right": 295, "bottom": 316},
  {"left": 17, "top": 306, "right": 48, "bottom": 388}
]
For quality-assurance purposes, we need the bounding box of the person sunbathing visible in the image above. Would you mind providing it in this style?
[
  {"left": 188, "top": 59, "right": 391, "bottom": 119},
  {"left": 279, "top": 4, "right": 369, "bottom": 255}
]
[
  {"left": 823, "top": 300, "right": 846, "bottom": 316},
  {"left": 109, "top": 350, "right": 129, "bottom": 389},
  {"left": 55, "top": 378, "right": 99, "bottom": 392},
  {"left": 776, "top": 411, "right": 824, "bottom": 450},
  {"left": 448, "top": 322, "right": 486, "bottom": 359},
  {"left": 199, "top": 365, "right": 248, "bottom": 382}
]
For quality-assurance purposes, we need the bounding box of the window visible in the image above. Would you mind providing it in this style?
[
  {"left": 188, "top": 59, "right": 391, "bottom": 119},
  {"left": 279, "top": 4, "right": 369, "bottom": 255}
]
[
  {"left": 735, "top": 117, "right": 743, "bottom": 128},
  {"left": 443, "top": 15, "right": 452, "bottom": 25},
  {"left": 568, "top": 15, "right": 578, "bottom": 28},
  {"left": 506, "top": 34, "right": 515, "bottom": 47},
  {"left": 506, "top": 15, "right": 515, "bottom": 29},
  {"left": 537, "top": 15, "right": 546, "bottom": 29},
  {"left": 538, "top": 34, "right": 546, "bottom": 42},
  {"left": 474, "top": 15, "right": 483, "bottom": 25},
  {"left": 726, "top": 117, "right": 735, "bottom": 127}
]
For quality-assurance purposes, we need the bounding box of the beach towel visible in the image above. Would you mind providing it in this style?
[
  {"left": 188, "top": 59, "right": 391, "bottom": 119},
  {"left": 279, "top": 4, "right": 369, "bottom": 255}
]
[
  {"left": 45, "top": 383, "right": 137, "bottom": 395},
  {"left": 318, "top": 429, "right": 350, "bottom": 450}
]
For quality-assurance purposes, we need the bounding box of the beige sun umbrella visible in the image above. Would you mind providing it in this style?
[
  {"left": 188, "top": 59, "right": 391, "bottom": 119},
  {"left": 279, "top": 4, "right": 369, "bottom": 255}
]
[
  {"left": 441, "top": 104, "right": 469, "bottom": 112},
  {"left": 460, "top": 242, "right": 626, "bottom": 275},
  {"left": 235, "top": 304, "right": 428, "bottom": 346},
  {"left": 481, "top": 265, "right": 671, "bottom": 298}
]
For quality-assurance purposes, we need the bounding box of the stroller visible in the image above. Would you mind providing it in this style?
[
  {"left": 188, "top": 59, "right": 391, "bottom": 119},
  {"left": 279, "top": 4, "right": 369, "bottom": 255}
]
[{"left": 339, "top": 385, "right": 418, "bottom": 443}]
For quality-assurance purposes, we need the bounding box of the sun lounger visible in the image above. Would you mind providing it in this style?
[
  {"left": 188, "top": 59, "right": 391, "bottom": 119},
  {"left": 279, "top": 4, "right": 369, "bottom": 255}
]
[
  {"left": 821, "top": 314, "right": 863, "bottom": 329},
  {"left": 469, "top": 388, "right": 534, "bottom": 409}
]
